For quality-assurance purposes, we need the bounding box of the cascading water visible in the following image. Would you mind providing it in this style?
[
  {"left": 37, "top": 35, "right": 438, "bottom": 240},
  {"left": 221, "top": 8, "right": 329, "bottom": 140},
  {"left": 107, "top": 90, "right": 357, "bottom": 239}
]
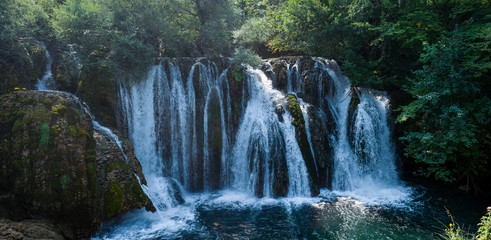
[
  {"left": 299, "top": 58, "right": 410, "bottom": 205},
  {"left": 349, "top": 89, "right": 399, "bottom": 186},
  {"left": 286, "top": 59, "right": 301, "bottom": 93},
  {"left": 118, "top": 64, "right": 183, "bottom": 210},
  {"left": 35, "top": 42, "right": 54, "bottom": 91},
  {"left": 230, "top": 68, "right": 310, "bottom": 197},
  {"left": 118, "top": 60, "right": 311, "bottom": 199},
  {"left": 95, "top": 57, "right": 441, "bottom": 240},
  {"left": 117, "top": 57, "right": 406, "bottom": 202}
]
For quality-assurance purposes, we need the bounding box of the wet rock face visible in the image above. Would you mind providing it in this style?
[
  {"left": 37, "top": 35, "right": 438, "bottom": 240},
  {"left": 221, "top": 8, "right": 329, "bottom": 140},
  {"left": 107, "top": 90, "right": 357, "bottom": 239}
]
[
  {"left": 265, "top": 56, "right": 332, "bottom": 109},
  {"left": 269, "top": 125, "right": 289, "bottom": 197},
  {"left": 0, "top": 91, "right": 153, "bottom": 239},
  {"left": 306, "top": 106, "right": 335, "bottom": 189}
]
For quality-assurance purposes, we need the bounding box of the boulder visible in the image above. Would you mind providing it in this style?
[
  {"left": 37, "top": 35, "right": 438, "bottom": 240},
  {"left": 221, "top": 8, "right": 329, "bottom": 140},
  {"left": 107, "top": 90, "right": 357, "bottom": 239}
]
[
  {"left": 0, "top": 218, "right": 64, "bottom": 240},
  {"left": 0, "top": 90, "right": 154, "bottom": 239}
]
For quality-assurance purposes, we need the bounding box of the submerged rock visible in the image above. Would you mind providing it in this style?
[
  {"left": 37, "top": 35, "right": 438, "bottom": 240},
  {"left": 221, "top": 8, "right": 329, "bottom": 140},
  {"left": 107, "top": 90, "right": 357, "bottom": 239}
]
[{"left": 0, "top": 91, "right": 154, "bottom": 239}]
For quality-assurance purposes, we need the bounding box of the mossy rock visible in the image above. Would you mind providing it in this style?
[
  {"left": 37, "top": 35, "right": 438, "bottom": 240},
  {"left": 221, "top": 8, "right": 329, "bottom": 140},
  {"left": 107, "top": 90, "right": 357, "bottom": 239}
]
[
  {"left": 285, "top": 94, "right": 320, "bottom": 196},
  {"left": 0, "top": 91, "right": 154, "bottom": 239}
]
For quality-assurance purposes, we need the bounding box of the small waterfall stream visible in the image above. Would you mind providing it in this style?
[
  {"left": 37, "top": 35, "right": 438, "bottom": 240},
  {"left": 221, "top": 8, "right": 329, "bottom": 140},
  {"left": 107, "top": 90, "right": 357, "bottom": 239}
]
[{"left": 35, "top": 42, "right": 54, "bottom": 91}]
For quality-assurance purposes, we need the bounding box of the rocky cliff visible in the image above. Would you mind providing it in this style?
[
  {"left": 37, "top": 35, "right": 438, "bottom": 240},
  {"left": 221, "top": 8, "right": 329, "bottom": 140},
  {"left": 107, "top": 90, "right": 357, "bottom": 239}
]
[{"left": 0, "top": 90, "right": 154, "bottom": 239}]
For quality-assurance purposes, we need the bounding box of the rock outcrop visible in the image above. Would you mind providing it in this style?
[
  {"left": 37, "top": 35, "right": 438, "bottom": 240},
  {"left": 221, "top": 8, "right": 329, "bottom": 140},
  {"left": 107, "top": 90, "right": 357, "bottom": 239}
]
[
  {"left": 0, "top": 41, "right": 48, "bottom": 95},
  {"left": 0, "top": 90, "right": 154, "bottom": 239}
]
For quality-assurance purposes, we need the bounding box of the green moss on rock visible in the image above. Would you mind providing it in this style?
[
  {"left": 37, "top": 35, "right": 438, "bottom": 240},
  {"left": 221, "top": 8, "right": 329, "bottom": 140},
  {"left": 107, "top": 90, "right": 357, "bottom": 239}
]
[
  {"left": 285, "top": 94, "right": 320, "bottom": 196},
  {"left": 40, "top": 123, "right": 50, "bottom": 146},
  {"left": 104, "top": 182, "right": 123, "bottom": 219},
  {"left": 0, "top": 91, "right": 154, "bottom": 238}
]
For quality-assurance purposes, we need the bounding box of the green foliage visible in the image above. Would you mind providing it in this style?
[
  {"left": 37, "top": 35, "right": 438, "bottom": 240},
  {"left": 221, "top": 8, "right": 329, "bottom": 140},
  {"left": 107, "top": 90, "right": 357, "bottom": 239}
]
[
  {"left": 397, "top": 17, "right": 491, "bottom": 183},
  {"left": 0, "top": 0, "right": 53, "bottom": 89},
  {"left": 50, "top": 0, "right": 238, "bottom": 77},
  {"left": 233, "top": 47, "right": 262, "bottom": 68},
  {"left": 476, "top": 208, "right": 491, "bottom": 240},
  {"left": 234, "top": 17, "right": 272, "bottom": 52},
  {"left": 440, "top": 208, "right": 491, "bottom": 240}
]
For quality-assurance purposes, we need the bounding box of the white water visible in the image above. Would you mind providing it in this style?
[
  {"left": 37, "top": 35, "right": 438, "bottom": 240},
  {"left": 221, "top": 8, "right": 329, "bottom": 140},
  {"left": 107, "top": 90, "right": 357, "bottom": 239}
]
[
  {"left": 299, "top": 99, "right": 318, "bottom": 175},
  {"left": 230, "top": 69, "right": 310, "bottom": 197},
  {"left": 35, "top": 42, "right": 54, "bottom": 91},
  {"left": 92, "top": 57, "right": 420, "bottom": 239},
  {"left": 115, "top": 57, "right": 408, "bottom": 203},
  {"left": 119, "top": 65, "right": 181, "bottom": 210},
  {"left": 286, "top": 59, "right": 301, "bottom": 93},
  {"left": 308, "top": 58, "right": 408, "bottom": 205}
]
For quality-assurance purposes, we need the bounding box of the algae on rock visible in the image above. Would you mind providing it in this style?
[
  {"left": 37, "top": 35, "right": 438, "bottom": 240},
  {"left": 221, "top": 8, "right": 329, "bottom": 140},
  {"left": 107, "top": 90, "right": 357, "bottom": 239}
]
[{"left": 0, "top": 91, "right": 154, "bottom": 239}]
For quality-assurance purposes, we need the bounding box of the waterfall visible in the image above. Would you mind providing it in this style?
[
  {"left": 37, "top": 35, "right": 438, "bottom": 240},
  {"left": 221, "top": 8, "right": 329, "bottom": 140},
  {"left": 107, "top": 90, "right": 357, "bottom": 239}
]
[
  {"left": 349, "top": 89, "right": 398, "bottom": 185},
  {"left": 118, "top": 60, "right": 234, "bottom": 204},
  {"left": 35, "top": 42, "right": 54, "bottom": 91},
  {"left": 285, "top": 59, "right": 301, "bottom": 93},
  {"left": 118, "top": 61, "right": 314, "bottom": 199},
  {"left": 116, "top": 57, "right": 402, "bottom": 203},
  {"left": 96, "top": 57, "right": 416, "bottom": 239},
  {"left": 230, "top": 69, "right": 310, "bottom": 197},
  {"left": 118, "top": 64, "right": 182, "bottom": 210},
  {"left": 310, "top": 58, "right": 400, "bottom": 193}
]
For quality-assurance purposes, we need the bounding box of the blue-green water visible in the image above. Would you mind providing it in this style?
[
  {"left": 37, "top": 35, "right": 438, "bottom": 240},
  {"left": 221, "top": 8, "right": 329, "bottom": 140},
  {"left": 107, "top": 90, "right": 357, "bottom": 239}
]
[{"left": 94, "top": 183, "right": 488, "bottom": 240}]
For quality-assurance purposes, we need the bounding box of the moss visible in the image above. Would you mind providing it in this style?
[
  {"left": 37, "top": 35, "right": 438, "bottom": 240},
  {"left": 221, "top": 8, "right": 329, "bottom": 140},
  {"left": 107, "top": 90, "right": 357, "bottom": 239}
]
[
  {"left": 43, "top": 98, "right": 52, "bottom": 106},
  {"left": 104, "top": 182, "right": 123, "bottom": 219},
  {"left": 12, "top": 119, "right": 23, "bottom": 133},
  {"left": 51, "top": 104, "right": 66, "bottom": 115},
  {"left": 105, "top": 159, "right": 132, "bottom": 172},
  {"left": 227, "top": 68, "right": 244, "bottom": 82},
  {"left": 77, "top": 80, "right": 83, "bottom": 92},
  {"left": 131, "top": 178, "right": 146, "bottom": 200},
  {"left": 68, "top": 125, "right": 77, "bottom": 136},
  {"left": 40, "top": 123, "right": 50, "bottom": 146},
  {"left": 86, "top": 149, "right": 96, "bottom": 162},
  {"left": 285, "top": 94, "right": 320, "bottom": 196},
  {"left": 76, "top": 125, "right": 90, "bottom": 137},
  {"left": 87, "top": 162, "right": 97, "bottom": 193},
  {"left": 60, "top": 175, "right": 72, "bottom": 194},
  {"left": 286, "top": 94, "right": 304, "bottom": 128}
]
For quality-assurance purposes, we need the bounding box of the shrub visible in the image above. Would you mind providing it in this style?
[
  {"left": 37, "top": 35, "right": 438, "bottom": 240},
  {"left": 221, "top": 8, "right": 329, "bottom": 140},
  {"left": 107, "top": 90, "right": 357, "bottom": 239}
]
[{"left": 233, "top": 47, "right": 262, "bottom": 69}]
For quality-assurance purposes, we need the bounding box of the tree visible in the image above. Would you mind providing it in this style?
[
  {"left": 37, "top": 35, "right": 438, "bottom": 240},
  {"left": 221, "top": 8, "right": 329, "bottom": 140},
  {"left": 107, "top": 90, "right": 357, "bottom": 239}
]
[{"left": 397, "top": 12, "right": 491, "bottom": 189}]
